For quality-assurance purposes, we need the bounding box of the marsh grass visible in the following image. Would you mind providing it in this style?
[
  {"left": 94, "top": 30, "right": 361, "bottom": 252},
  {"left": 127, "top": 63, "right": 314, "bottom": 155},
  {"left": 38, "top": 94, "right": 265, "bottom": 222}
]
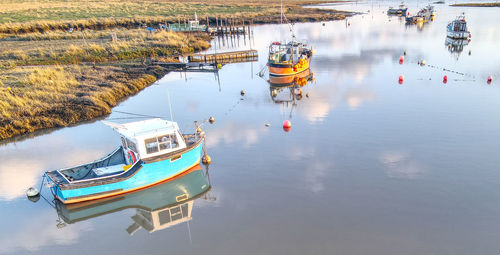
[
  {"left": 450, "top": 2, "right": 500, "bottom": 7},
  {"left": 0, "top": 64, "right": 166, "bottom": 139}
]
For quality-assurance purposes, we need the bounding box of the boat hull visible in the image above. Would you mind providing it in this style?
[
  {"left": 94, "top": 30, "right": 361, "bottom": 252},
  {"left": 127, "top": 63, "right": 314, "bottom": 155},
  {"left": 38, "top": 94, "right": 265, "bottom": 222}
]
[
  {"left": 268, "top": 59, "right": 310, "bottom": 77},
  {"left": 269, "top": 68, "right": 311, "bottom": 86},
  {"left": 49, "top": 141, "right": 204, "bottom": 204},
  {"left": 56, "top": 166, "right": 210, "bottom": 224}
]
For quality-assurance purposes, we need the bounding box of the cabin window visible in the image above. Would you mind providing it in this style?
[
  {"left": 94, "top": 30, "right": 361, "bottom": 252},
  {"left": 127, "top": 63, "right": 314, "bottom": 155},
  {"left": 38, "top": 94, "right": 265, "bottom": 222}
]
[
  {"left": 126, "top": 138, "right": 137, "bottom": 152},
  {"left": 121, "top": 137, "right": 127, "bottom": 148},
  {"left": 144, "top": 134, "right": 179, "bottom": 154},
  {"left": 145, "top": 138, "right": 159, "bottom": 154}
]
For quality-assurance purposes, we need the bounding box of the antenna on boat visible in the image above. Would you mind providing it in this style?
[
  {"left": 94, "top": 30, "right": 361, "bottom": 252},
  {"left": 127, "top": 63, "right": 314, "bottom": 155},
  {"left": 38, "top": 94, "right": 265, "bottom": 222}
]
[
  {"left": 167, "top": 89, "right": 174, "bottom": 121},
  {"left": 280, "top": 0, "right": 283, "bottom": 25}
]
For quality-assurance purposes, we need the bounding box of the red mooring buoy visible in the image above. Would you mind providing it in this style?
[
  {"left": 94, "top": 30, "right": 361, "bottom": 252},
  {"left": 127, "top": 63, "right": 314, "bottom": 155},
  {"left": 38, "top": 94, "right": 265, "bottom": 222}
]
[
  {"left": 487, "top": 76, "right": 493, "bottom": 84},
  {"left": 283, "top": 120, "right": 291, "bottom": 129},
  {"left": 399, "top": 55, "right": 404, "bottom": 64},
  {"left": 398, "top": 75, "right": 404, "bottom": 84},
  {"left": 443, "top": 75, "right": 448, "bottom": 84}
]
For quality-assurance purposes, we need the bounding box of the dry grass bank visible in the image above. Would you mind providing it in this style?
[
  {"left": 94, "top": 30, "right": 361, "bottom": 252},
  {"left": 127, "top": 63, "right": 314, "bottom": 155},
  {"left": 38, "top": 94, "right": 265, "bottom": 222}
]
[
  {"left": 450, "top": 2, "right": 500, "bottom": 7},
  {"left": 0, "top": 0, "right": 350, "bottom": 34},
  {"left": 0, "top": 63, "right": 168, "bottom": 139}
]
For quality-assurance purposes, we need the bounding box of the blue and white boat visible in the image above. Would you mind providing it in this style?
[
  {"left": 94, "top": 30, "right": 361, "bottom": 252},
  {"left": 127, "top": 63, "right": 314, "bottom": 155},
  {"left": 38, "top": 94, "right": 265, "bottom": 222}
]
[
  {"left": 45, "top": 118, "right": 205, "bottom": 204},
  {"left": 447, "top": 14, "right": 470, "bottom": 39},
  {"left": 54, "top": 165, "right": 211, "bottom": 234}
]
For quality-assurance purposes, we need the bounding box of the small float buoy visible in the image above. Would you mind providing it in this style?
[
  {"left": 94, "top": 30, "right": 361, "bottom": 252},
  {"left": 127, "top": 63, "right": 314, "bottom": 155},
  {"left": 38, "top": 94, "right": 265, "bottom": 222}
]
[
  {"left": 322, "top": 23, "right": 325, "bottom": 26},
  {"left": 283, "top": 120, "right": 291, "bottom": 128},
  {"left": 398, "top": 75, "right": 404, "bottom": 84},
  {"left": 209, "top": 116, "right": 215, "bottom": 124},
  {"left": 240, "top": 90, "right": 245, "bottom": 96},
  {"left": 216, "top": 64, "right": 222, "bottom": 69},
  {"left": 404, "top": 50, "right": 407, "bottom": 56},
  {"left": 487, "top": 76, "right": 493, "bottom": 84},
  {"left": 202, "top": 155, "right": 211, "bottom": 165},
  {"left": 306, "top": 93, "right": 310, "bottom": 98},
  {"left": 265, "top": 123, "right": 270, "bottom": 127},
  {"left": 420, "top": 60, "right": 426, "bottom": 66},
  {"left": 296, "top": 88, "right": 303, "bottom": 95},
  {"left": 443, "top": 75, "right": 448, "bottom": 84},
  {"left": 468, "top": 50, "right": 471, "bottom": 55},
  {"left": 196, "top": 126, "right": 202, "bottom": 133},
  {"left": 26, "top": 187, "right": 40, "bottom": 202},
  {"left": 399, "top": 55, "right": 404, "bottom": 64}
]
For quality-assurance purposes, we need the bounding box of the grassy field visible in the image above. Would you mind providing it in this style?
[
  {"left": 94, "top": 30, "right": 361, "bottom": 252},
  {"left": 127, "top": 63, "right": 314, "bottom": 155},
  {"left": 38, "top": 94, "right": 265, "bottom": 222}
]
[{"left": 0, "top": 0, "right": 350, "bottom": 140}]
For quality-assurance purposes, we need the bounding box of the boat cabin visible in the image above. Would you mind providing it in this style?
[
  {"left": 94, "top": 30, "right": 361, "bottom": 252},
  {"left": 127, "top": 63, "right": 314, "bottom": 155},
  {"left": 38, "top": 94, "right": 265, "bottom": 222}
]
[
  {"left": 268, "top": 41, "right": 308, "bottom": 64},
  {"left": 449, "top": 17, "right": 467, "bottom": 32},
  {"left": 106, "top": 118, "right": 187, "bottom": 162}
]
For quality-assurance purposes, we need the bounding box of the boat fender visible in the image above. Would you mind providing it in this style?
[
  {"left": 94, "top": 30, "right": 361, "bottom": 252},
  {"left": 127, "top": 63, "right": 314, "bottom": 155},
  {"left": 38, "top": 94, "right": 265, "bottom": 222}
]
[{"left": 127, "top": 150, "right": 137, "bottom": 164}]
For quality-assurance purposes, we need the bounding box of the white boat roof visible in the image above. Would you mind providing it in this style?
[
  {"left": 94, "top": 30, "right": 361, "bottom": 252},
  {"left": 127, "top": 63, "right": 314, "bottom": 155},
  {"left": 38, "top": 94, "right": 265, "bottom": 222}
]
[{"left": 103, "top": 118, "right": 179, "bottom": 139}]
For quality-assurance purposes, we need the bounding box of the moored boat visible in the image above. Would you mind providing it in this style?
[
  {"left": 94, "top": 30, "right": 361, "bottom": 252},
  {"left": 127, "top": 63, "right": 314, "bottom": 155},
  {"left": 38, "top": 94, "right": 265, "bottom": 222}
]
[
  {"left": 45, "top": 118, "right": 205, "bottom": 204},
  {"left": 447, "top": 14, "right": 470, "bottom": 39},
  {"left": 388, "top": 3, "right": 408, "bottom": 15},
  {"left": 54, "top": 165, "right": 211, "bottom": 234},
  {"left": 268, "top": 41, "right": 313, "bottom": 76}
]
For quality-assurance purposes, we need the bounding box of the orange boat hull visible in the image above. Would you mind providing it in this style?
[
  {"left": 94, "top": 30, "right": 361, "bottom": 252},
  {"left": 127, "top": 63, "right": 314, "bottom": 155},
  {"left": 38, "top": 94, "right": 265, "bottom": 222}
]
[{"left": 268, "top": 59, "right": 310, "bottom": 76}]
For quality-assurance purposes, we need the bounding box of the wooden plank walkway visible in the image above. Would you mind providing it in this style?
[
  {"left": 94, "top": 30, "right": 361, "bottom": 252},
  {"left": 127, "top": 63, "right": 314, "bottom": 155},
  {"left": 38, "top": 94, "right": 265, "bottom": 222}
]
[{"left": 187, "top": 50, "right": 258, "bottom": 64}]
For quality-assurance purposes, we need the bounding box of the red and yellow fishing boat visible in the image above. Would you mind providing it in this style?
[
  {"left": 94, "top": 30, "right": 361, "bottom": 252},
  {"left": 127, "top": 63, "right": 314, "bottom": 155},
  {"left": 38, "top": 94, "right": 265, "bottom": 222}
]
[{"left": 268, "top": 41, "right": 313, "bottom": 76}]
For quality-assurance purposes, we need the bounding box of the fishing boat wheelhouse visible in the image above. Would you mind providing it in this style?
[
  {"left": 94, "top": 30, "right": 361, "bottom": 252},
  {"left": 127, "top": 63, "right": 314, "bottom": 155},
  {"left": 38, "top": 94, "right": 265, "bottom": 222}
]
[
  {"left": 447, "top": 15, "right": 470, "bottom": 39},
  {"left": 45, "top": 118, "right": 205, "bottom": 204},
  {"left": 268, "top": 41, "right": 312, "bottom": 76}
]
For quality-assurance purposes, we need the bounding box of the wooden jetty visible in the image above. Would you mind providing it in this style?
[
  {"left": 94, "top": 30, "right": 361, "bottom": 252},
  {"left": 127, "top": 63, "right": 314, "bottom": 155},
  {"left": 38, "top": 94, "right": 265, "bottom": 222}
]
[
  {"left": 151, "top": 62, "right": 219, "bottom": 72},
  {"left": 210, "top": 17, "right": 250, "bottom": 36},
  {"left": 187, "top": 50, "right": 258, "bottom": 64}
]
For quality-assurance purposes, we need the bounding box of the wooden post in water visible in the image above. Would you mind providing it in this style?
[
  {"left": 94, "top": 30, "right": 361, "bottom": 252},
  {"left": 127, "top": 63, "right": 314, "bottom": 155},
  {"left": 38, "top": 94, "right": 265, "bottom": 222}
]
[{"left": 216, "top": 17, "right": 219, "bottom": 35}]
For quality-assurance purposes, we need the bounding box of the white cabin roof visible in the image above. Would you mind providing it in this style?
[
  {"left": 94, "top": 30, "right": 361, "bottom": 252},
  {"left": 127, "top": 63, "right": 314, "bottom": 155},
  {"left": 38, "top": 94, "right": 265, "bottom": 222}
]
[{"left": 103, "top": 118, "right": 179, "bottom": 139}]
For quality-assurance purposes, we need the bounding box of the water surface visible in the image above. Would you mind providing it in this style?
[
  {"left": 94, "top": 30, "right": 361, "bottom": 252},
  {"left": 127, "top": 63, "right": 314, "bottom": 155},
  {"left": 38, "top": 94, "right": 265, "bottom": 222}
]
[{"left": 2, "top": 1, "right": 500, "bottom": 254}]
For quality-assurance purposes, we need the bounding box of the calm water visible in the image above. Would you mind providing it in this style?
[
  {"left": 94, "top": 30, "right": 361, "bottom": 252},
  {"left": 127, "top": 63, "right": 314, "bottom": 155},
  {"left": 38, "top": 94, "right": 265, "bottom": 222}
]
[{"left": 2, "top": 1, "right": 500, "bottom": 254}]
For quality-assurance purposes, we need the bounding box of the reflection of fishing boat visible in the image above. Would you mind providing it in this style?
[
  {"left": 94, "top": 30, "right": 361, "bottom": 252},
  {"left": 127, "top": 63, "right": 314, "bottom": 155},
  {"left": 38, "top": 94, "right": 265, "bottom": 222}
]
[
  {"left": 45, "top": 118, "right": 205, "bottom": 204},
  {"left": 269, "top": 68, "right": 312, "bottom": 87},
  {"left": 55, "top": 166, "right": 211, "bottom": 234},
  {"left": 388, "top": 3, "right": 408, "bottom": 15},
  {"left": 447, "top": 14, "right": 470, "bottom": 39},
  {"left": 445, "top": 37, "right": 469, "bottom": 57},
  {"left": 269, "top": 70, "right": 314, "bottom": 104}
]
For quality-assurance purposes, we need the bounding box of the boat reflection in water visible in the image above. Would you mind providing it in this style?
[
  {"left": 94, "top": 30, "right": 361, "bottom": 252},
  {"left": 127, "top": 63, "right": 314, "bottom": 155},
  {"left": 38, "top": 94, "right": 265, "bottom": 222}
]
[
  {"left": 269, "top": 68, "right": 314, "bottom": 121},
  {"left": 54, "top": 164, "right": 213, "bottom": 235},
  {"left": 445, "top": 37, "right": 469, "bottom": 58}
]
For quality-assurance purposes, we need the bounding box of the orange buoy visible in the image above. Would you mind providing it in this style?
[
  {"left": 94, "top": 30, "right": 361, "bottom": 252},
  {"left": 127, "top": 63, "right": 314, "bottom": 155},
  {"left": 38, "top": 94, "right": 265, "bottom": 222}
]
[
  {"left": 487, "top": 76, "right": 493, "bottom": 84},
  {"left": 399, "top": 55, "right": 404, "bottom": 64},
  {"left": 398, "top": 75, "right": 404, "bottom": 84},
  {"left": 443, "top": 75, "right": 448, "bottom": 84},
  {"left": 283, "top": 127, "right": 291, "bottom": 132},
  {"left": 283, "top": 120, "right": 291, "bottom": 128},
  {"left": 209, "top": 116, "right": 215, "bottom": 124}
]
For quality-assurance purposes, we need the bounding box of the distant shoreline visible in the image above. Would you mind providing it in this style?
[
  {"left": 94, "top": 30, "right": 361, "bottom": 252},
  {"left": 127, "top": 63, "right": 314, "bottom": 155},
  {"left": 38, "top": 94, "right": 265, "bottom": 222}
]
[{"left": 450, "top": 2, "right": 500, "bottom": 7}]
